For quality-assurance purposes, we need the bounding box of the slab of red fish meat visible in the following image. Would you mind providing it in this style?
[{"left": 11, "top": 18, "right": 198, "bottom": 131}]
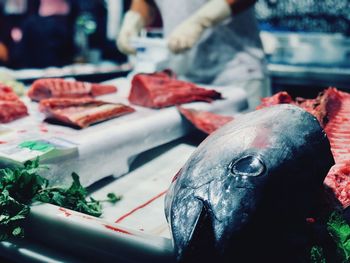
[
  {"left": 28, "top": 78, "right": 117, "bottom": 101},
  {"left": 128, "top": 71, "right": 222, "bottom": 108},
  {"left": 177, "top": 106, "right": 233, "bottom": 134},
  {"left": 257, "top": 88, "right": 350, "bottom": 208},
  {"left": 39, "top": 98, "right": 135, "bottom": 128},
  {"left": 0, "top": 84, "right": 28, "bottom": 123},
  {"left": 0, "top": 84, "right": 21, "bottom": 101}
]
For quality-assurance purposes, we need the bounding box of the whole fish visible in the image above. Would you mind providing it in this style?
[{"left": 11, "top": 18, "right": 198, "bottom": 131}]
[{"left": 165, "top": 104, "right": 335, "bottom": 263}]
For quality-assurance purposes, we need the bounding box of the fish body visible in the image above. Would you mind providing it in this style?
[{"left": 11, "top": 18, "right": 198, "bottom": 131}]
[{"left": 165, "top": 104, "right": 334, "bottom": 262}]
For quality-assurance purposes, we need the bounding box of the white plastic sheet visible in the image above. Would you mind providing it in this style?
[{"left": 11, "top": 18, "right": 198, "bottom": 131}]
[{"left": 0, "top": 77, "right": 247, "bottom": 186}]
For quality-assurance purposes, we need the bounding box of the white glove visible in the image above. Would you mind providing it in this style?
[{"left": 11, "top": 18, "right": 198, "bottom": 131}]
[
  {"left": 117, "top": 10, "right": 145, "bottom": 55},
  {"left": 168, "top": 0, "right": 231, "bottom": 54}
]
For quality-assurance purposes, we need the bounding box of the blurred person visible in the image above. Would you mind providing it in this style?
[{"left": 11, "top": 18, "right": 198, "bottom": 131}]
[
  {"left": 117, "top": 0, "right": 270, "bottom": 109},
  {"left": 0, "top": 8, "right": 9, "bottom": 64},
  {"left": 0, "top": 1, "right": 6, "bottom": 63},
  {"left": 0, "top": 0, "right": 32, "bottom": 66},
  {"left": 5, "top": 0, "right": 123, "bottom": 68},
  {"left": 13, "top": 0, "right": 76, "bottom": 68},
  {"left": 0, "top": 42, "right": 8, "bottom": 63}
]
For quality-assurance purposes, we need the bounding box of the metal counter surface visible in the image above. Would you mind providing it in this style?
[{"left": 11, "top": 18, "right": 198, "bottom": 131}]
[{"left": 268, "top": 63, "right": 350, "bottom": 87}]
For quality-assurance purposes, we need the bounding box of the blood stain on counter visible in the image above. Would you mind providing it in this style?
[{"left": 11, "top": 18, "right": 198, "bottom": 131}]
[
  {"left": 0, "top": 141, "right": 7, "bottom": 144},
  {"left": 39, "top": 124, "right": 48, "bottom": 133},
  {"left": 54, "top": 130, "right": 66, "bottom": 135},
  {"left": 59, "top": 207, "right": 72, "bottom": 217},
  {"left": 104, "top": 224, "right": 132, "bottom": 235},
  {"left": 115, "top": 190, "right": 167, "bottom": 223},
  {"left": 82, "top": 215, "right": 94, "bottom": 220}
]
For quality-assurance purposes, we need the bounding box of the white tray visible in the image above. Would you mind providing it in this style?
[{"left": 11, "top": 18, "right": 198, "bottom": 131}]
[{"left": 0, "top": 77, "right": 247, "bottom": 187}]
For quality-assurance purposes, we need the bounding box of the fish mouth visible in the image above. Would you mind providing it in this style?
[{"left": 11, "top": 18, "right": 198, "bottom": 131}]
[
  {"left": 178, "top": 203, "right": 219, "bottom": 262},
  {"left": 174, "top": 186, "right": 259, "bottom": 262},
  {"left": 176, "top": 198, "right": 253, "bottom": 262}
]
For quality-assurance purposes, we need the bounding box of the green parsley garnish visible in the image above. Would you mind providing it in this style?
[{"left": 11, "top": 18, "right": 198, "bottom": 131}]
[
  {"left": 0, "top": 158, "right": 121, "bottom": 241},
  {"left": 310, "top": 246, "right": 326, "bottom": 263},
  {"left": 327, "top": 212, "right": 350, "bottom": 262},
  {"left": 309, "top": 211, "right": 350, "bottom": 263}
]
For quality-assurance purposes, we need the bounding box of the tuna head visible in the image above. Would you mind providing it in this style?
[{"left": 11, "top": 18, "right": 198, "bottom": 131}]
[{"left": 165, "top": 104, "right": 334, "bottom": 262}]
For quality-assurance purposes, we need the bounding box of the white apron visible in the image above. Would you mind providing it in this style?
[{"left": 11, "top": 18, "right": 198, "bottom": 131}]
[
  {"left": 154, "top": 0, "right": 268, "bottom": 86},
  {"left": 153, "top": 0, "right": 270, "bottom": 109}
]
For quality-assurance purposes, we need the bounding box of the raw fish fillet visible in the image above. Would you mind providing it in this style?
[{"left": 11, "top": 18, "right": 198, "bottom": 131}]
[
  {"left": 128, "top": 71, "right": 222, "bottom": 108},
  {"left": 0, "top": 100, "right": 28, "bottom": 123},
  {"left": 177, "top": 106, "right": 233, "bottom": 134},
  {"left": 39, "top": 98, "right": 135, "bottom": 128},
  {"left": 28, "top": 78, "right": 117, "bottom": 101},
  {"left": 0, "top": 83, "right": 28, "bottom": 123},
  {"left": 0, "top": 84, "right": 20, "bottom": 101}
]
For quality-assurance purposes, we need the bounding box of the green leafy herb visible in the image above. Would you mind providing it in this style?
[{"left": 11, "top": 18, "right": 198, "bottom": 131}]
[
  {"left": 310, "top": 246, "right": 326, "bottom": 263},
  {"left": 0, "top": 190, "right": 29, "bottom": 241},
  {"left": 327, "top": 212, "right": 350, "bottom": 262},
  {"left": 0, "top": 158, "right": 121, "bottom": 240},
  {"left": 35, "top": 172, "right": 103, "bottom": 217},
  {"left": 106, "top": 192, "right": 122, "bottom": 204}
]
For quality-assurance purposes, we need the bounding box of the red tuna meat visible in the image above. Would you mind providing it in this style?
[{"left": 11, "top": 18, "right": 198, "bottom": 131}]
[
  {"left": 0, "top": 83, "right": 28, "bottom": 123},
  {"left": 39, "top": 97, "right": 135, "bottom": 128},
  {"left": 0, "top": 100, "right": 28, "bottom": 123},
  {"left": 128, "top": 71, "right": 222, "bottom": 108},
  {"left": 28, "top": 78, "right": 117, "bottom": 101},
  {"left": 0, "top": 84, "right": 20, "bottom": 101},
  {"left": 177, "top": 106, "right": 233, "bottom": 134}
]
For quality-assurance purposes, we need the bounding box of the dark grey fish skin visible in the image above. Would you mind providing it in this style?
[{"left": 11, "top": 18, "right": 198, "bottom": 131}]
[{"left": 165, "top": 104, "right": 335, "bottom": 263}]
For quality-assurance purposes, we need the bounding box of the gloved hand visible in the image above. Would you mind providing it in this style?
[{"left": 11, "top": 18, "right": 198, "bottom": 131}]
[
  {"left": 116, "top": 10, "right": 145, "bottom": 55},
  {"left": 168, "top": 0, "right": 231, "bottom": 53}
]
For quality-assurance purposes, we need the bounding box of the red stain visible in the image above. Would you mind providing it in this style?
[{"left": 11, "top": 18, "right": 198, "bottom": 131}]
[
  {"left": 252, "top": 127, "right": 270, "bottom": 149},
  {"left": 39, "top": 124, "right": 48, "bottom": 133},
  {"left": 59, "top": 207, "right": 72, "bottom": 217},
  {"left": 104, "top": 224, "right": 132, "bottom": 235},
  {"left": 171, "top": 169, "right": 182, "bottom": 182},
  {"left": 17, "top": 129, "right": 27, "bottom": 133},
  {"left": 115, "top": 190, "right": 167, "bottom": 223},
  {"left": 82, "top": 215, "right": 94, "bottom": 220},
  {"left": 0, "top": 141, "right": 7, "bottom": 144},
  {"left": 306, "top": 217, "right": 316, "bottom": 224}
]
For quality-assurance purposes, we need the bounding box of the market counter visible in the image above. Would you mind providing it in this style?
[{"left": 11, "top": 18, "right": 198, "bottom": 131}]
[{"left": 0, "top": 137, "right": 197, "bottom": 263}]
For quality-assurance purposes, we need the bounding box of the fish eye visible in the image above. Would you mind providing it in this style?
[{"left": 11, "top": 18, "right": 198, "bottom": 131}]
[{"left": 230, "top": 155, "right": 265, "bottom": 177}]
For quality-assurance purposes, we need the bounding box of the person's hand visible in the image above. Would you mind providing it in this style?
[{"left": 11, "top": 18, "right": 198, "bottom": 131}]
[
  {"left": 116, "top": 10, "right": 144, "bottom": 55},
  {"left": 167, "top": 19, "right": 205, "bottom": 54},
  {"left": 0, "top": 42, "right": 8, "bottom": 62},
  {"left": 168, "top": 0, "right": 231, "bottom": 54}
]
